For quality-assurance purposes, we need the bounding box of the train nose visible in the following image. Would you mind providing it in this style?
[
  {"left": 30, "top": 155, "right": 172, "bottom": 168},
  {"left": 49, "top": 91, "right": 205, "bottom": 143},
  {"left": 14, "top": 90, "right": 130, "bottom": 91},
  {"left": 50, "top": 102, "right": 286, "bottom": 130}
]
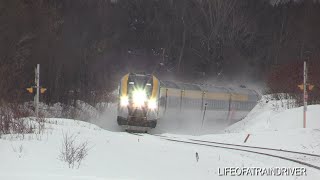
[{"left": 128, "top": 106, "right": 147, "bottom": 116}]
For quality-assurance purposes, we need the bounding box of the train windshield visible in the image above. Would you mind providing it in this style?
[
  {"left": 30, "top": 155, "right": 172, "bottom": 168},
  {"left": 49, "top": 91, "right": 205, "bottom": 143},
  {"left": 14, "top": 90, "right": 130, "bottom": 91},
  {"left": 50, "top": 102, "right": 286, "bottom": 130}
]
[{"left": 127, "top": 75, "right": 153, "bottom": 97}]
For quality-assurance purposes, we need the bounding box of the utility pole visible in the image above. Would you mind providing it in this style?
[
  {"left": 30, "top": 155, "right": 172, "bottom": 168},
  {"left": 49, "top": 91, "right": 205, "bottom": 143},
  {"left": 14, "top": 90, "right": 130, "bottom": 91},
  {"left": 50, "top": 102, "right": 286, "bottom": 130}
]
[
  {"left": 303, "top": 61, "right": 307, "bottom": 128},
  {"left": 35, "top": 64, "right": 40, "bottom": 117}
]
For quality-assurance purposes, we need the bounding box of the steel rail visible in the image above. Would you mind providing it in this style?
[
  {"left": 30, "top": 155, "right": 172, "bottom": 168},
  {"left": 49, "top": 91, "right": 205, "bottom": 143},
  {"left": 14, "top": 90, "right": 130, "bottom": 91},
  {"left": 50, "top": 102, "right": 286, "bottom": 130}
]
[
  {"left": 188, "top": 138, "right": 320, "bottom": 158},
  {"left": 161, "top": 137, "right": 320, "bottom": 171}
]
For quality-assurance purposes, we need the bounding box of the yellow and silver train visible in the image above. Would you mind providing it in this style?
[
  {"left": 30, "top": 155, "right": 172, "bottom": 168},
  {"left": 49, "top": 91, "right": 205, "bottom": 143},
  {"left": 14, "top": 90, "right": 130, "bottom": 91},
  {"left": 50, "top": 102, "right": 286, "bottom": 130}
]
[{"left": 117, "top": 73, "right": 260, "bottom": 132}]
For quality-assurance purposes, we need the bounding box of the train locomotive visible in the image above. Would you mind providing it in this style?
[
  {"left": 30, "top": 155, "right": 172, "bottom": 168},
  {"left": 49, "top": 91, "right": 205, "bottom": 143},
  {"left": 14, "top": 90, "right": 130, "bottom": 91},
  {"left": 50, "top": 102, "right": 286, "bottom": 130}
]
[
  {"left": 117, "top": 73, "right": 160, "bottom": 132},
  {"left": 117, "top": 73, "right": 260, "bottom": 132}
]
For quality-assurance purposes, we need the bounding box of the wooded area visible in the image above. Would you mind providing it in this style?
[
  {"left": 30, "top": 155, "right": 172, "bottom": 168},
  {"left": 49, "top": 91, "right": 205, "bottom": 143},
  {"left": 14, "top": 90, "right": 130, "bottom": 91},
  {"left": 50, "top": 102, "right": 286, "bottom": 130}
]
[{"left": 1, "top": 0, "right": 320, "bottom": 105}]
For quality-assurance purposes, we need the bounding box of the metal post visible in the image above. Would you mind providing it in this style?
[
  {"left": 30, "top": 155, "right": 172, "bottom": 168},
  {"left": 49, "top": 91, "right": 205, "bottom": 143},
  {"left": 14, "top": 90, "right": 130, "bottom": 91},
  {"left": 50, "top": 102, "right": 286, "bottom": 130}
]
[
  {"left": 35, "top": 64, "right": 40, "bottom": 117},
  {"left": 180, "top": 89, "right": 184, "bottom": 112},
  {"left": 303, "top": 61, "right": 307, "bottom": 128},
  {"left": 164, "top": 88, "right": 168, "bottom": 113},
  {"left": 201, "top": 91, "right": 205, "bottom": 111},
  {"left": 201, "top": 103, "right": 207, "bottom": 129}
]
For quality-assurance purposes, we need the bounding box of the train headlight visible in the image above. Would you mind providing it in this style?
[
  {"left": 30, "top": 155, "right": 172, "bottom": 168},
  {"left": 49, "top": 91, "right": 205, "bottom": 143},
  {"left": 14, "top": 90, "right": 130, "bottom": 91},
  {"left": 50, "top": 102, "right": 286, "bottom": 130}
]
[
  {"left": 148, "top": 99, "right": 157, "bottom": 110},
  {"left": 132, "top": 89, "right": 147, "bottom": 107},
  {"left": 120, "top": 96, "right": 129, "bottom": 107}
]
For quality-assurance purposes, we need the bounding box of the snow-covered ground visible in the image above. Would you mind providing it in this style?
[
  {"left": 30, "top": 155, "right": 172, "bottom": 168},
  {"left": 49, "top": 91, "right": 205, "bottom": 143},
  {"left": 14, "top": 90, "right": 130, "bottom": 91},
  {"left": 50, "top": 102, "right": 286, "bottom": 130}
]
[
  {"left": 1, "top": 96, "right": 320, "bottom": 179},
  {"left": 225, "top": 96, "right": 320, "bottom": 133}
]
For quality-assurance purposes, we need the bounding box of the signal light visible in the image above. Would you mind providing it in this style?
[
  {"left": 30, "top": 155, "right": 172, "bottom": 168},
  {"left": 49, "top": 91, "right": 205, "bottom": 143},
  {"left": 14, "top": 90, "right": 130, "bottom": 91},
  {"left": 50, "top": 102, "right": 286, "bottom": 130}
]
[
  {"left": 26, "top": 87, "right": 34, "bottom": 93},
  {"left": 40, "top": 88, "right": 47, "bottom": 94},
  {"left": 298, "top": 84, "right": 314, "bottom": 91},
  {"left": 26, "top": 87, "right": 47, "bottom": 94}
]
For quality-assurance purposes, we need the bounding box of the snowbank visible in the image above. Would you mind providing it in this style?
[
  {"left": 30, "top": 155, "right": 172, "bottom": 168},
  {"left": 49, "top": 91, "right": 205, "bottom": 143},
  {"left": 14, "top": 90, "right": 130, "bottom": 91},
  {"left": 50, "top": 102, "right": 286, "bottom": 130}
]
[
  {"left": 225, "top": 96, "right": 320, "bottom": 133},
  {"left": 1, "top": 95, "right": 320, "bottom": 180},
  {"left": 2, "top": 118, "right": 320, "bottom": 180},
  {"left": 22, "top": 100, "right": 110, "bottom": 122}
]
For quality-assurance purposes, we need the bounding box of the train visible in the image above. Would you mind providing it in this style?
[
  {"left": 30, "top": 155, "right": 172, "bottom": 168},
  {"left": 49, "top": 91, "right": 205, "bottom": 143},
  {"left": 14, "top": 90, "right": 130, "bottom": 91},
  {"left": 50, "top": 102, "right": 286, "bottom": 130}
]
[{"left": 117, "top": 72, "right": 261, "bottom": 132}]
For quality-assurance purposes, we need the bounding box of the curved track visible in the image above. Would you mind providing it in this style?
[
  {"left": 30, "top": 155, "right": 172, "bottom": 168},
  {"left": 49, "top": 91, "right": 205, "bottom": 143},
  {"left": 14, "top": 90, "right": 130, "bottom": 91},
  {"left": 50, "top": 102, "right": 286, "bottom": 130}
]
[
  {"left": 147, "top": 134, "right": 320, "bottom": 171},
  {"left": 189, "top": 138, "right": 320, "bottom": 158}
]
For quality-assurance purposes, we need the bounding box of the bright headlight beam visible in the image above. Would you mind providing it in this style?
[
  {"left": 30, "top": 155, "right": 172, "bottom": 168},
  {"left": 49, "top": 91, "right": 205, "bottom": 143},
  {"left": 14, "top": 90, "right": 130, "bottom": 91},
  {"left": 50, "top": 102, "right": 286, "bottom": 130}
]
[
  {"left": 132, "top": 89, "right": 147, "bottom": 107},
  {"left": 148, "top": 99, "right": 157, "bottom": 110},
  {"left": 120, "top": 96, "right": 129, "bottom": 107}
]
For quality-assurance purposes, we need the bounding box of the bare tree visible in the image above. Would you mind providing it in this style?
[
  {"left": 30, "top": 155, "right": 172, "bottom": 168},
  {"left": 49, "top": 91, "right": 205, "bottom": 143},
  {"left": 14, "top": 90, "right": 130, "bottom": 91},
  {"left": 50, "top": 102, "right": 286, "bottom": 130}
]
[{"left": 59, "top": 132, "right": 90, "bottom": 168}]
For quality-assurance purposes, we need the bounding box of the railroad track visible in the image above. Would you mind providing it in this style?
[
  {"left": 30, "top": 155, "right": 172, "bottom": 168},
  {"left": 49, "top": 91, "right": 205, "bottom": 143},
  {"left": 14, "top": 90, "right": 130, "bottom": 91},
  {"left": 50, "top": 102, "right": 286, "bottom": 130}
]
[
  {"left": 149, "top": 134, "right": 320, "bottom": 171},
  {"left": 127, "top": 132, "right": 144, "bottom": 136},
  {"left": 189, "top": 138, "right": 320, "bottom": 158}
]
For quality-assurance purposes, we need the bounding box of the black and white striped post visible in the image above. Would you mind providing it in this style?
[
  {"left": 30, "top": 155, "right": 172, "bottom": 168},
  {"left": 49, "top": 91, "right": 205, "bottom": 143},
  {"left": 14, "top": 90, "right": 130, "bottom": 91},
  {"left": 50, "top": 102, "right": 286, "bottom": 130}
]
[{"left": 34, "top": 64, "right": 40, "bottom": 117}]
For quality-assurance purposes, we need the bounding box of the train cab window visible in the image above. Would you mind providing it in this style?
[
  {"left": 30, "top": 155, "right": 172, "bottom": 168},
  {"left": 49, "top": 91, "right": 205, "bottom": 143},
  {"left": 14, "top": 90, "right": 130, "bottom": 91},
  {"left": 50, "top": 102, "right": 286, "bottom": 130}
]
[
  {"left": 145, "top": 83, "right": 152, "bottom": 96},
  {"left": 127, "top": 75, "right": 153, "bottom": 97}
]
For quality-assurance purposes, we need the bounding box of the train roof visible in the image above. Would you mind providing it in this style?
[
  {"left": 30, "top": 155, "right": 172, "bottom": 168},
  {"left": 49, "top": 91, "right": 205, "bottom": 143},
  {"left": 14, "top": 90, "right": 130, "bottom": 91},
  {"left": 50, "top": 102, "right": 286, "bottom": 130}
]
[
  {"left": 161, "top": 80, "right": 202, "bottom": 90},
  {"left": 160, "top": 80, "right": 261, "bottom": 100}
]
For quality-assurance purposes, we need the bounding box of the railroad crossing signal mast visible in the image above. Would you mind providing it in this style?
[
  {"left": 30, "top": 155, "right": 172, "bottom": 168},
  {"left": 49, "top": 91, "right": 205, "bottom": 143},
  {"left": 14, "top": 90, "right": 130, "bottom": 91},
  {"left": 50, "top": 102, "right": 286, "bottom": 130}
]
[
  {"left": 26, "top": 64, "right": 46, "bottom": 117},
  {"left": 35, "top": 64, "right": 40, "bottom": 117},
  {"left": 297, "top": 61, "right": 314, "bottom": 128},
  {"left": 303, "top": 61, "right": 307, "bottom": 128}
]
